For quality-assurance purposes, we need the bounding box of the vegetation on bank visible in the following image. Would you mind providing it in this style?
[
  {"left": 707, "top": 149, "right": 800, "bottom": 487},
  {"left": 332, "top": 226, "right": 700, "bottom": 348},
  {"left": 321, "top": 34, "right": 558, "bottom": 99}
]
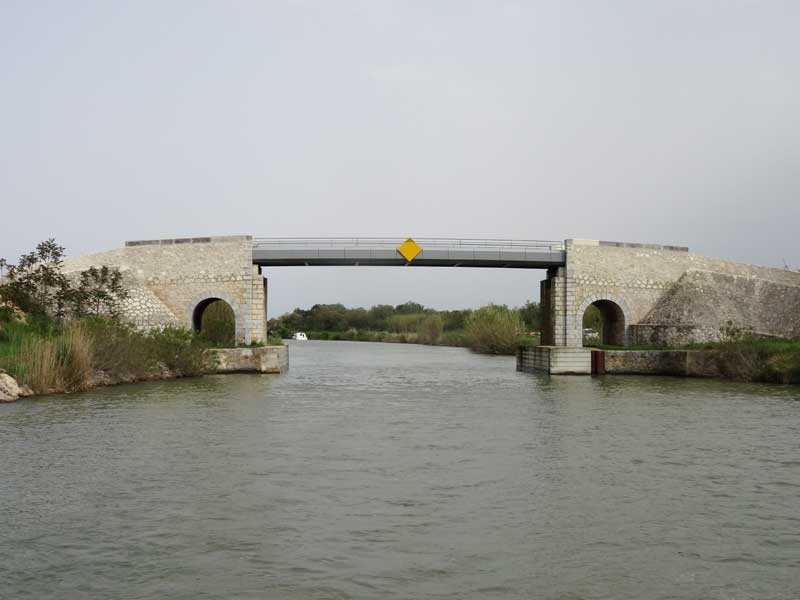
[
  {"left": 687, "top": 323, "right": 800, "bottom": 384},
  {"left": 464, "top": 304, "right": 530, "bottom": 355},
  {"left": 199, "top": 299, "right": 236, "bottom": 347},
  {"left": 0, "top": 239, "right": 228, "bottom": 395},
  {"left": 0, "top": 316, "right": 208, "bottom": 394},
  {"left": 196, "top": 298, "right": 283, "bottom": 347},
  {"left": 269, "top": 300, "right": 541, "bottom": 354},
  {"left": 585, "top": 322, "right": 800, "bottom": 384},
  {"left": 0, "top": 239, "right": 127, "bottom": 321}
]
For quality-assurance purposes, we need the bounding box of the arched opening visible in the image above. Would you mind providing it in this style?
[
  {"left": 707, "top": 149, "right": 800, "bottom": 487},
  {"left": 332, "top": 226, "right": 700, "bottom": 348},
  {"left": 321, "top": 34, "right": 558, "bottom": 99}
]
[
  {"left": 192, "top": 298, "right": 236, "bottom": 346},
  {"left": 582, "top": 299, "right": 626, "bottom": 346}
]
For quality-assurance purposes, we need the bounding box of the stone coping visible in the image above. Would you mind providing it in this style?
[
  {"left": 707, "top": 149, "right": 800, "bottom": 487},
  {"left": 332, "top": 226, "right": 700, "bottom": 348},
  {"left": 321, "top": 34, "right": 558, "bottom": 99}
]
[
  {"left": 125, "top": 235, "right": 252, "bottom": 247},
  {"left": 567, "top": 239, "right": 689, "bottom": 252}
]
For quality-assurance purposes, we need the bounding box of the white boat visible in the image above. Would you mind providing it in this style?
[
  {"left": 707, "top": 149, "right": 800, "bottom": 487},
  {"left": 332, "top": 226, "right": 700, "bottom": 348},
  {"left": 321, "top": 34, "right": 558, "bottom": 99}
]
[{"left": 291, "top": 332, "right": 308, "bottom": 341}]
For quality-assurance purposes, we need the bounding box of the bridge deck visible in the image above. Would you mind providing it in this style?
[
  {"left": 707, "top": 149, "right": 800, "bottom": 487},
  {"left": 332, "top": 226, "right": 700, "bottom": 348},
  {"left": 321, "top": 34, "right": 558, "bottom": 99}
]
[{"left": 252, "top": 238, "right": 566, "bottom": 269}]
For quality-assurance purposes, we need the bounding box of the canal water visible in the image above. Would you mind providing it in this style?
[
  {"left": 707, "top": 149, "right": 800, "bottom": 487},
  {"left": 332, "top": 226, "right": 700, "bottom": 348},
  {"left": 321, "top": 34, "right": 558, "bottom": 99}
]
[{"left": 1, "top": 340, "right": 799, "bottom": 599}]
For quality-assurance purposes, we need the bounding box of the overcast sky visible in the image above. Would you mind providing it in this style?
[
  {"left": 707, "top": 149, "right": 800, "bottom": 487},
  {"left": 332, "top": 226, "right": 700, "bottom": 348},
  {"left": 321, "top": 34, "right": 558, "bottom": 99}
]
[{"left": 1, "top": 1, "right": 798, "bottom": 316}]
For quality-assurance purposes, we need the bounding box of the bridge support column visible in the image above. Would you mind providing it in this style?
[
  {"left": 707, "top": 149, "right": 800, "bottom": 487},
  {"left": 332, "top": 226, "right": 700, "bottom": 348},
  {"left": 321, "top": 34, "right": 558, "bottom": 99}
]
[
  {"left": 540, "top": 268, "right": 560, "bottom": 345},
  {"left": 243, "top": 265, "right": 268, "bottom": 344},
  {"left": 540, "top": 266, "right": 580, "bottom": 347},
  {"left": 563, "top": 243, "right": 582, "bottom": 347}
]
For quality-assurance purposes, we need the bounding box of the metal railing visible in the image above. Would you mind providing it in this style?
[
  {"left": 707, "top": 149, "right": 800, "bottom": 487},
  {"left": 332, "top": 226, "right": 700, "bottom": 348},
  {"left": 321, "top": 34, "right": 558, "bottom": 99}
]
[{"left": 252, "top": 237, "right": 564, "bottom": 251}]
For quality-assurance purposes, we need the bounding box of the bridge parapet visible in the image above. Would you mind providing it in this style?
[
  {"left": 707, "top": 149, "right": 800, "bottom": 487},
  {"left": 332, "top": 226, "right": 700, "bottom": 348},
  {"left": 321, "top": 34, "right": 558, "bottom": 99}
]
[
  {"left": 253, "top": 237, "right": 564, "bottom": 250},
  {"left": 252, "top": 237, "right": 565, "bottom": 268}
]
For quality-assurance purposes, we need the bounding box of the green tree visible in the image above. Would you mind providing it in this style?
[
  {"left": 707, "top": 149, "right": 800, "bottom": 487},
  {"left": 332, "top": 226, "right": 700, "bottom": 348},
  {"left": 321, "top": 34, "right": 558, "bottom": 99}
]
[
  {"left": 395, "top": 301, "right": 425, "bottom": 315},
  {"left": 582, "top": 305, "right": 603, "bottom": 333},
  {"left": 0, "top": 239, "right": 69, "bottom": 318},
  {"left": 309, "top": 304, "right": 348, "bottom": 331},
  {"left": 199, "top": 300, "right": 236, "bottom": 346},
  {"left": 440, "top": 309, "right": 471, "bottom": 331},
  {"left": 0, "top": 239, "right": 128, "bottom": 321},
  {"left": 518, "top": 301, "right": 541, "bottom": 331},
  {"left": 71, "top": 265, "right": 129, "bottom": 318},
  {"left": 347, "top": 307, "right": 370, "bottom": 329},
  {"left": 367, "top": 304, "right": 394, "bottom": 329},
  {"left": 416, "top": 314, "right": 443, "bottom": 344}
]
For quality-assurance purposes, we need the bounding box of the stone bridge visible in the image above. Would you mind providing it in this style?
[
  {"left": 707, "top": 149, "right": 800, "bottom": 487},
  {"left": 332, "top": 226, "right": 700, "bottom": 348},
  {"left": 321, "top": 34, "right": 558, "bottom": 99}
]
[{"left": 65, "top": 236, "right": 800, "bottom": 360}]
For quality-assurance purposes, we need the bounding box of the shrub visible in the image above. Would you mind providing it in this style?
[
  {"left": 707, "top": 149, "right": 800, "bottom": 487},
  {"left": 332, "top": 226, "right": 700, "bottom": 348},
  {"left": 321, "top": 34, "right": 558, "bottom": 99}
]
[
  {"left": 82, "top": 317, "right": 155, "bottom": 380},
  {"left": 464, "top": 304, "right": 524, "bottom": 355},
  {"left": 715, "top": 340, "right": 771, "bottom": 382},
  {"left": 148, "top": 326, "right": 209, "bottom": 377},
  {"left": 710, "top": 323, "right": 800, "bottom": 383},
  {"left": 267, "top": 333, "right": 284, "bottom": 346},
  {"left": 767, "top": 350, "right": 800, "bottom": 384},
  {"left": 199, "top": 300, "right": 236, "bottom": 347},
  {"left": 416, "top": 314, "right": 443, "bottom": 345},
  {"left": 439, "top": 330, "right": 467, "bottom": 347},
  {"left": 387, "top": 313, "right": 426, "bottom": 333},
  {"left": 0, "top": 306, "right": 17, "bottom": 324}
]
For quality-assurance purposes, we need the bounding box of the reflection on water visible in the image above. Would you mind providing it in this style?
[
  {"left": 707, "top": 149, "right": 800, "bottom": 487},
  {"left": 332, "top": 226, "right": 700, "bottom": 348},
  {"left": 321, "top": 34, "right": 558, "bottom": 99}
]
[{"left": 2, "top": 340, "right": 799, "bottom": 599}]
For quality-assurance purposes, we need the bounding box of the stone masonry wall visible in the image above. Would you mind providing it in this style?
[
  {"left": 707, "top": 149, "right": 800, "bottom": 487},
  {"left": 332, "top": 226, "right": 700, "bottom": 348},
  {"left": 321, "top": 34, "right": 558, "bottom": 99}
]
[
  {"left": 554, "top": 239, "right": 800, "bottom": 347},
  {"left": 516, "top": 346, "right": 592, "bottom": 374},
  {"left": 63, "top": 236, "right": 267, "bottom": 344},
  {"left": 635, "top": 269, "right": 800, "bottom": 341},
  {"left": 602, "top": 350, "right": 722, "bottom": 377}
]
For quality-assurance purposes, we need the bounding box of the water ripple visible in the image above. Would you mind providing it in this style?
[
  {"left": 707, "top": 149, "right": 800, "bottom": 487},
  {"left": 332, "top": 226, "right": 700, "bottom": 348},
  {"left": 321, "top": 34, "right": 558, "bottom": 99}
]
[{"left": 1, "top": 340, "right": 800, "bottom": 599}]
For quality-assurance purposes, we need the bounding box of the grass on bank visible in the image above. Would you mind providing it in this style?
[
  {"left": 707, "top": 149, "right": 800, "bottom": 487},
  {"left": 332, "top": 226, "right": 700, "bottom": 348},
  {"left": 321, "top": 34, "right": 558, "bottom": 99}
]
[
  {"left": 585, "top": 343, "right": 665, "bottom": 351},
  {"left": 688, "top": 337, "right": 800, "bottom": 384},
  {"left": 0, "top": 316, "right": 209, "bottom": 394},
  {"left": 585, "top": 336, "right": 800, "bottom": 384}
]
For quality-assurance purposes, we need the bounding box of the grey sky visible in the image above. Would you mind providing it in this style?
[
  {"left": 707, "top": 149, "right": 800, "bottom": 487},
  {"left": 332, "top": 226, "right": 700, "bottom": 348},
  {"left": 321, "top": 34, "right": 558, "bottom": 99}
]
[{"left": 1, "top": 1, "right": 798, "bottom": 317}]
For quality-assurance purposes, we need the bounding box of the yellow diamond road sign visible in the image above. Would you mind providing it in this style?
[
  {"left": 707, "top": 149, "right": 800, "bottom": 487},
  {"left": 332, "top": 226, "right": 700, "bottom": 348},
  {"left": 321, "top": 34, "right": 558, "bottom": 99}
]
[{"left": 397, "top": 238, "right": 422, "bottom": 262}]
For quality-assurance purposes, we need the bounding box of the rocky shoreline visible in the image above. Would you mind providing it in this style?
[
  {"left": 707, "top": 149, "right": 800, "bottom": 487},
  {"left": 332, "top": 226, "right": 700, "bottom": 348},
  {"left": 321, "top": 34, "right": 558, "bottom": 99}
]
[
  {"left": 0, "top": 345, "right": 289, "bottom": 403},
  {"left": 0, "top": 367, "right": 190, "bottom": 402},
  {"left": 0, "top": 369, "right": 35, "bottom": 402}
]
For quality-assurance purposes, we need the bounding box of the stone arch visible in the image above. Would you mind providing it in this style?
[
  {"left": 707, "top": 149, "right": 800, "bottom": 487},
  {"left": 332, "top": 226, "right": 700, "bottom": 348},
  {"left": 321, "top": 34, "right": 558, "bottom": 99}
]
[
  {"left": 577, "top": 294, "right": 632, "bottom": 346},
  {"left": 187, "top": 291, "right": 245, "bottom": 344}
]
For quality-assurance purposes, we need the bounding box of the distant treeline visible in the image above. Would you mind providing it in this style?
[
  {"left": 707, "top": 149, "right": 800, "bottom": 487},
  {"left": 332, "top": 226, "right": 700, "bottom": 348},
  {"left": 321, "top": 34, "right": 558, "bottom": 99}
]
[{"left": 268, "top": 301, "right": 542, "bottom": 354}]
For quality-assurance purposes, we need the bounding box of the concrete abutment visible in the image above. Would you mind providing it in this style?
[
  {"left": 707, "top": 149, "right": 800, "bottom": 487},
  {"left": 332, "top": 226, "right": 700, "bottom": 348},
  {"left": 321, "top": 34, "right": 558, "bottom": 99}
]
[
  {"left": 535, "top": 238, "right": 800, "bottom": 374},
  {"left": 63, "top": 235, "right": 268, "bottom": 345}
]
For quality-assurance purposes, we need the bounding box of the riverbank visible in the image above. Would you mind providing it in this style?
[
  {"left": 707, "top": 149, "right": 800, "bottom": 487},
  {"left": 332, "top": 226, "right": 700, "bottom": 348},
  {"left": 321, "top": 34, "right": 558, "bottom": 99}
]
[
  {"left": 272, "top": 302, "right": 540, "bottom": 355},
  {"left": 0, "top": 316, "right": 288, "bottom": 402},
  {"left": 0, "top": 344, "right": 289, "bottom": 402},
  {"left": 0, "top": 365, "right": 179, "bottom": 402},
  {"left": 299, "top": 328, "right": 467, "bottom": 346},
  {"left": 295, "top": 329, "right": 539, "bottom": 355},
  {"left": 0, "top": 317, "right": 208, "bottom": 398},
  {"left": 518, "top": 338, "right": 800, "bottom": 384}
]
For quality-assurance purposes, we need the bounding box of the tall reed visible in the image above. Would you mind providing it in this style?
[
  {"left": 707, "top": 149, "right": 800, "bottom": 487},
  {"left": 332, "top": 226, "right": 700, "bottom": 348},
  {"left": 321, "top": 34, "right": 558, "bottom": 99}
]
[
  {"left": 12, "top": 322, "right": 93, "bottom": 394},
  {"left": 59, "top": 322, "right": 93, "bottom": 392}
]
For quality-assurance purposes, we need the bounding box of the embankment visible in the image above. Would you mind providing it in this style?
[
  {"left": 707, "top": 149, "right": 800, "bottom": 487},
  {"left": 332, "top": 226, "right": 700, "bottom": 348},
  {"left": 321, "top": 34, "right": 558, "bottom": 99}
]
[
  {"left": 517, "top": 342, "right": 800, "bottom": 383},
  {"left": 0, "top": 346, "right": 288, "bottom": 403}
]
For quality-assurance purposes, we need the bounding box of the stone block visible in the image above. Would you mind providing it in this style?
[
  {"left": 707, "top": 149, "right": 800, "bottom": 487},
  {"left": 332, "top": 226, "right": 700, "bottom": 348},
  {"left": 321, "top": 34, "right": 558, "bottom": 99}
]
[{"left": 208, "top": 346, "right": 288, "bottom": 374}]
